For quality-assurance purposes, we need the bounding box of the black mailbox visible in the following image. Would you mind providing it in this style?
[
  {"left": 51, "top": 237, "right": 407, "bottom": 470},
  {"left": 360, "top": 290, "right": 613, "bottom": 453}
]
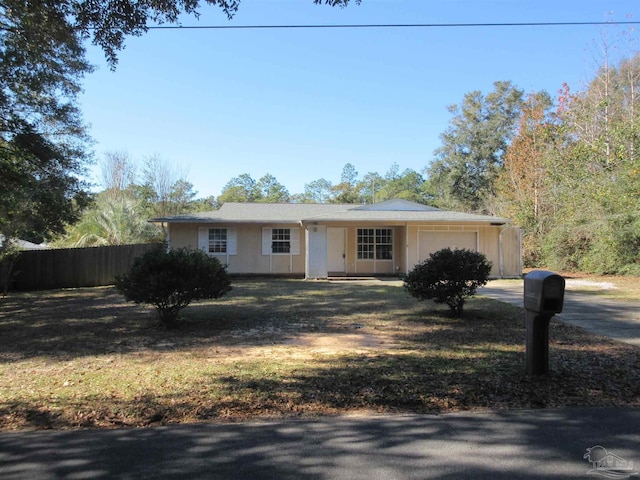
[{"left": 524, "top": 270, "right": 565, "bottom": 314}]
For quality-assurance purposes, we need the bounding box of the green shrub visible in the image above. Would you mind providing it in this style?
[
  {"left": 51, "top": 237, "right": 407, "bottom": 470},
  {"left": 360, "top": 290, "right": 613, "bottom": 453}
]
[
  {"left": 581, "top": 215, "right": 640, "bottom": 275},
  {"left": 403, "top": 248, "right": 492, "bottom": 316},
  {"left": 541, "top": 215, "right": 640, "bottom": 275},
  {"left": 115, "top": 246, "right": 232, "bottom": 328},
  {"left": 540, "top": 223, "right": 592, "bottom": 273}
]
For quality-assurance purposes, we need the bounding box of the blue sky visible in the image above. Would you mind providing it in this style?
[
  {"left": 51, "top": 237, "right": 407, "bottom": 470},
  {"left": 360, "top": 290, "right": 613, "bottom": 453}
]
[{"left": 79, "top": 0, "right": 640, "bottom": 200}]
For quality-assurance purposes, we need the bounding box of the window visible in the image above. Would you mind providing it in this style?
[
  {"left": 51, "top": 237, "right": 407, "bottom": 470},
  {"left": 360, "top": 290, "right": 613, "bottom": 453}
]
[
  {"left": 208, "top": 228, "right": 227, "bottom": 253},
  {"left": 357, "top": 228, "right": 375, "bottom": 259},
  {"left": 376, "top": 228, "right": 393, "bottom": 260},
  {"left": 271, "top": 228, "right": 291, "bottom": 254},
  {"left": 357, "top": 228, "right": 393, "bottom": 260},
  {"left": 262, "top": 227, "right": 300, "bottom": 255},
  {"left": 198, "top": 227, "right": 236, "bottom": 255}
]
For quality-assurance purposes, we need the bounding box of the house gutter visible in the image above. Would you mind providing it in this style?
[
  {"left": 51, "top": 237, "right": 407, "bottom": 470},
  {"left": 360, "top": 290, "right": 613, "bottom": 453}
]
[{"left": 498, "top": 224, "right": 506, "bottom": 277}]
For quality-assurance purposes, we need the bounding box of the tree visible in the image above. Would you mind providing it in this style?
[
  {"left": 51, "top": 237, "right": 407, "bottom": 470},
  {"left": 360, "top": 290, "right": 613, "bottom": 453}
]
[
  {"left": 331, "top": 163, "right": 361, "bottom": 203},
  {"left": 140, "top": 155, "right": 178, "bottom": 218},
  {"left": 256, "top": 174, "right": 290, "bottom": 203},
  {"left": 376, "top": 165, "right": 427, "bottom": 203},
  {"left": 300, "top": 178, "right": 334, "bottom": 203},
  {"left": 167, "top": 178, "right": 200, "bottom": 214},
  {"left": 115, "top": 247, "right": 232, "bottom": 328},
  {"left": 538, "top": 50, "right": 640, "bottom": 274},
  {"left": 100, "top": 151, "right": 137, "bottom": 200},
  {"left": 55, "top": 194, "right": 163, "bottom": 247},
  {"left": 217, "top": 173, "right": 258, "bottom": 204},
  {"left": 217, "top": 173, "right": 290, "bottom": 204},
  {"left": 138, "top": 154, "right": 199, "bottom": 217},
  {"left": 1, "top": 0, "right": 361, "bottom": 250},
  {"left": 0, "top": 237, "right": 20, "bottom": 295},
  {"left": 57, "top": 151, "right": 208, "bottom": 246},
  {"left": 403, "top": 248, "right": 492, "bottom": 316},
  {"left": 0, "top": 134, "right": 92, "bottom": 245},
  {"left": 426, "top": 81, "right": 524, "bottom": 213},
  {"left": 496, "top": 91, "right": 555, "bottom": 265},
  {"left": 357, "top": 172, "right": 385, "bottom": 204},
  {"left": 1, "top": 2, "right": 93, "bottom": 246}
]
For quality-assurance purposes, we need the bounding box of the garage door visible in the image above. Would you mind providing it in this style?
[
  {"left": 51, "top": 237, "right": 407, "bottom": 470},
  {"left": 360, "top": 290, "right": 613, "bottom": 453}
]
[{"left": 418, "top": 231, "right": 478, "bottom": 262}]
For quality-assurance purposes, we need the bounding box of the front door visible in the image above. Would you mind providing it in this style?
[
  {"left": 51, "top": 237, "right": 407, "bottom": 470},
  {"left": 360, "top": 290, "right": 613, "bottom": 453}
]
[{"left": 327, "top": 227, "right": 346, "bottom": 275}]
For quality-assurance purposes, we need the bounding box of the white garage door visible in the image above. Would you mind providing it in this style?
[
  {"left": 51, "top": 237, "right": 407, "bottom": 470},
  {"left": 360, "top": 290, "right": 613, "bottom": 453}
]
[{"left": 418, "top": 231, "right": 478, "bottom": 262}]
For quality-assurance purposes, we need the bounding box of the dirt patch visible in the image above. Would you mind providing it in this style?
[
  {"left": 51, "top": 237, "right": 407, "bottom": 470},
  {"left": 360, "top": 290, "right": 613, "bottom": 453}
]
[{"left": 285, "top": 331, "right": 393, "bottom": 353}]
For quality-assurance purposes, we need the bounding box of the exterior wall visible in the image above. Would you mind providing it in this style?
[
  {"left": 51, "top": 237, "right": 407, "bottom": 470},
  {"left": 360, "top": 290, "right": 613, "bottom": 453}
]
[
  {"left": 319, "top": 224, "right": 404, "bottom": 277},
  {"left": 168, "top": 220, "right": 522, "bottom": 279},
  {"left": 500, "top": 226, "right": 523, "bottom": 277},
  {"left": 169, "top": 222, "right": 306, "bottom": 275},
  {"left": 405, "top": 223, "right": 521, "bottom": 277}
]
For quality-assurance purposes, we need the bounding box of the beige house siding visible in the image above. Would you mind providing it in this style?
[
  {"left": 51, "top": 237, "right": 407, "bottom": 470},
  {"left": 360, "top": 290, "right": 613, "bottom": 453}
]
[
  {"left": 166, "top": 216, "right": 521, "bottom": 278},
  {"left": 404, "top": 223, "right": 513, "bottom": 277},
  {"left": 169, "top": 223, "right": 306, "bottom": 275},
  {"left": 500, "top": 226, "right": 523, "bottom": 277}
]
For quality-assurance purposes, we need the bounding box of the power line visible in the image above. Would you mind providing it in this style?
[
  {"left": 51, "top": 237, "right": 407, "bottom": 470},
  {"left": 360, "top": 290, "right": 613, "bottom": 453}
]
[
  {"left": 1, "top": 19, "right": 636, "bottom": 33},
  {"left": 146, "top": 20, "right": 640, "bottom": 30}
]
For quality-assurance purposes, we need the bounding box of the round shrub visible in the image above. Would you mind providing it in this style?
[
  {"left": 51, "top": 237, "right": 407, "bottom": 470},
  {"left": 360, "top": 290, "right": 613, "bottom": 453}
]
[
  {"left": 403, "top": 248, "right": 492, "bottom": 316},
  {"left": 115, "top": 246, "right": 232, "bottom": 328}
]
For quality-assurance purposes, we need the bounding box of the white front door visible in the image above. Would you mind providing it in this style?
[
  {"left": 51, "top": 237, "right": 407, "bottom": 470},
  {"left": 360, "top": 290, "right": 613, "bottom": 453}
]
[{"left": 327, "top": 227, "right": 346, "bottom": 274}]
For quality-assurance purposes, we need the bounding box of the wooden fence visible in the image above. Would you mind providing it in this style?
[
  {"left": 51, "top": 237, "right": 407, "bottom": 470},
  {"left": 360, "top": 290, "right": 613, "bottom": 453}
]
[{"left": 5, "top": 243, "right": 162, "bottom": 291}]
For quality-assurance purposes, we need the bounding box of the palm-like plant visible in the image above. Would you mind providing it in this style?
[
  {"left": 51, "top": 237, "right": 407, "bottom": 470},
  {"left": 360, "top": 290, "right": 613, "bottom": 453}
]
[{"left": 58, "top": 195, "right": 163, "bottom": 247}]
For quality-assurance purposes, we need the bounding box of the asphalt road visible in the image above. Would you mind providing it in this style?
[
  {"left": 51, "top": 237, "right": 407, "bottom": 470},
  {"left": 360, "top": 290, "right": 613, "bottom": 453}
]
[
  {"left": 1, "top": 407, "right": 639, "bottom": 479},
  {"left": 479, "top": 279, "right": 640, "bottom": 346}
]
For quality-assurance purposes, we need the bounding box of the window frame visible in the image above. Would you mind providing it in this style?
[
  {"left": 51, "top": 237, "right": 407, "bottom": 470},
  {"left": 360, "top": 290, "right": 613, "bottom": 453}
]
[
  {"left": 198, "top": 227, "right": 237, "bottom": 256},
  {"left": 262, "top": 227, "right": 300, "bottom": 256},
  {"left": 208, "top": 227, "right": 228, "bottom": 254},
  {"left": 357, "top": 227, "right": 393, "bottom": 261},
  {"left": 271, "top": 228, "right": 291, "bottom": 254}
]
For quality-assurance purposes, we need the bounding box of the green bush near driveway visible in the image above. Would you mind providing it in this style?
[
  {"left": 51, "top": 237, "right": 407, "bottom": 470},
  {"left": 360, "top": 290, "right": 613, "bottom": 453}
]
[{"left": 404, "top": 248, "right": 492, "bottom": 316}]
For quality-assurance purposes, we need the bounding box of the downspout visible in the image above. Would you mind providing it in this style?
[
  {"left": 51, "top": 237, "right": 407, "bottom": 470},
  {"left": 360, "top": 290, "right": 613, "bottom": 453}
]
[
  {"left": 300, "top": 220, "right": 306, "bottom": 279},
  {"left": 405, "top": 223, "right": 409, "bottom": 275}
]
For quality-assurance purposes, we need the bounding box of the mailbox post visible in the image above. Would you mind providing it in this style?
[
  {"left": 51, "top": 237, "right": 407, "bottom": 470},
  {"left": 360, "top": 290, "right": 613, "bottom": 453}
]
[{"left": 523, "top": 270, "right": 565, "bottom": 375}]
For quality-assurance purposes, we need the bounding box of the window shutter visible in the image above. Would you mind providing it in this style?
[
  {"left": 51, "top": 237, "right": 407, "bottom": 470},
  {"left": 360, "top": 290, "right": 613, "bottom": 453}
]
[
  {"left": 290, "top": 227, "right": 300, "bottom": 255},
  {"left": 262, "top": 227, "right": 271, "bottom": 255},
  {"left": 227, "top": 227, "right": 237, "bottom": 255},
  {"left": 198, "top": 227, "right": 209, "bottom": 253}
]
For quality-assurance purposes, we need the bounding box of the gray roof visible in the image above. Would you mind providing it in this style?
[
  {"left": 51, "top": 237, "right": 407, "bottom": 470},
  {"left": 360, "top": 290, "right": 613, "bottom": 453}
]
[{"left": 153, "top": 199, "right": 509, "bottom": 225}]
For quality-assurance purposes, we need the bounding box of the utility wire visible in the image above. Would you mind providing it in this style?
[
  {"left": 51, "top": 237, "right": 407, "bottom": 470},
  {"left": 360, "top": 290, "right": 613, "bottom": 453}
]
[
  {"left": 145, "top": 20, "right": 640, "bottom": 30},
  {"left": 1, "top": 20, "right": 637, "bottom": 33}
]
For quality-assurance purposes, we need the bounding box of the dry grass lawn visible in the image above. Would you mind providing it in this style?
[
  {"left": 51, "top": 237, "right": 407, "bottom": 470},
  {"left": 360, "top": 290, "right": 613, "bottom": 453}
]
[{"left": 0, "top": 277, "right": 639, "bottom": 431}]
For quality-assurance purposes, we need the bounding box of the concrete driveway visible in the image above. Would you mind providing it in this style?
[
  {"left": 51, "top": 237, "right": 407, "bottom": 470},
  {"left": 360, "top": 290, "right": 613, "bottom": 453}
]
[{"left": 479, "top": 279, "right": 640, "bottom": 346}]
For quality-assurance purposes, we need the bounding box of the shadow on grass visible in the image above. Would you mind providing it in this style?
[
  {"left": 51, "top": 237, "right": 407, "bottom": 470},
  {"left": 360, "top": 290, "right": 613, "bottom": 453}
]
[
  {"left": 0, "top": 280, "right": 422, "bottom": 361},
  {"left": 1, "top": 279, "right": 628, "bottom": 361},
  {"left": 206, "top": 344, "right": 640, "bottom": 418},
  {"left": 3, "top": 338, "right": 640, "bottom": 431},
  {"left": 3, "top": 279, "right": 640, "bottom": 435}
]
